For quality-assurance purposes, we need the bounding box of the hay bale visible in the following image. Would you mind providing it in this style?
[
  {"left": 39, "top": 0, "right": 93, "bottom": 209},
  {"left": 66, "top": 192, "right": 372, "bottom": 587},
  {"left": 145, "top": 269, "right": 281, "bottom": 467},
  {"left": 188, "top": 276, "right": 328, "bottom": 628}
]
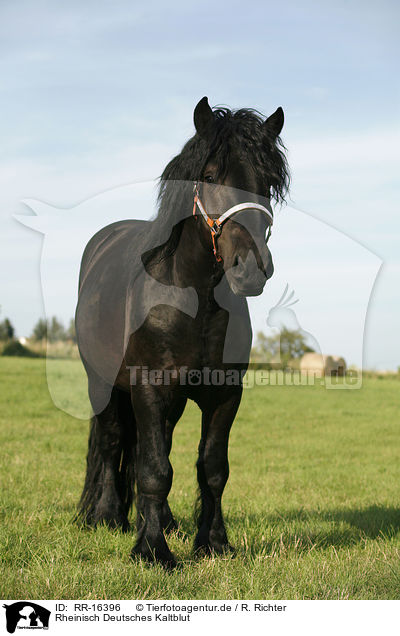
[
  {"left": 300, "top": 353, "right": 346, "bottom": 376},
  {"left": 331, "top": 356, "right": 346, "bottom": 376}
]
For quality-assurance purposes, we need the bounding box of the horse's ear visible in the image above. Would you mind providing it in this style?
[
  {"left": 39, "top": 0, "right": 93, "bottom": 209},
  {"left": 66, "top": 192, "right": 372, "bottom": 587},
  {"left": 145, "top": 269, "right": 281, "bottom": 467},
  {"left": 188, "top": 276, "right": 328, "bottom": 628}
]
[
  {"left": 263, "top": 107, "right": 284, "bottom": 138},
  {"left": 194, "top": 96, "right": 215, "bottom": 139}
]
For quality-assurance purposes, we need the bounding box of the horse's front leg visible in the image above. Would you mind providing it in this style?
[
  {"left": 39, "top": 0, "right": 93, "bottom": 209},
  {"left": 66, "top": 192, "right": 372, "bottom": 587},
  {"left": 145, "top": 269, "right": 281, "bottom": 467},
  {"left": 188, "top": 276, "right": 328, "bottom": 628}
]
[
  {"left": 130, "top": 385, "right": 176, "bottom": 569},
  {"left": 160, "top": 397, "right": 187, "bottom": 533},
  {"left": 195, "top": 388, "right": 242, "bottom": 555}
]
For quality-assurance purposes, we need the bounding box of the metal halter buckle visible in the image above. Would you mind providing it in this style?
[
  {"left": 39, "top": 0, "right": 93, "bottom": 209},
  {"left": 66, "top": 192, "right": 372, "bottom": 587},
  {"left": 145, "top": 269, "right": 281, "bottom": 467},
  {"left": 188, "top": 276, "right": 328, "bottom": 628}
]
[{"left": 211, "top": 222, "right": 221, "bottom": 236}]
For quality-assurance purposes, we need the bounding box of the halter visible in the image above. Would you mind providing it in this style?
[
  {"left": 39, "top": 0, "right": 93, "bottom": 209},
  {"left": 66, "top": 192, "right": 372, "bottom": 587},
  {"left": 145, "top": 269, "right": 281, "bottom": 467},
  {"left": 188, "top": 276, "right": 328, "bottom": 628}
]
[{"left": 192, "top": 182, "right": 273, "bottom": 262}]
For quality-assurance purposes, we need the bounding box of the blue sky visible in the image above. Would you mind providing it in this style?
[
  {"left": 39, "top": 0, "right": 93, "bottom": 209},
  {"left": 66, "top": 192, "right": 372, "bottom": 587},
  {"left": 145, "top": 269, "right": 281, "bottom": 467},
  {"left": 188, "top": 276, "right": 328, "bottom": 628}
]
[{"left": 0, "top": 0, "right": 399, "bottom": 369}]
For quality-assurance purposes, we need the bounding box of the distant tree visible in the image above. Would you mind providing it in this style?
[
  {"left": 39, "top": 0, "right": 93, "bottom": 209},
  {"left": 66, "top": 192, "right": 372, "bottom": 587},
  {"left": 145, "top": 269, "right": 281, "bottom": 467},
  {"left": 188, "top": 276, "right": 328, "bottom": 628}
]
[
  {"left": 31, "top": 318, "right": 48, "bottom": 341},
  {"left": 48, "top": 317, "right": 66, "bottom": 343},
  {"left": 31, "top": 316, "right": 68, "bottom": 342},
  {"left": 277, "top": 327, "right": 314, "bottom": 366},
  {"left": 0, "top": 317, "right": 15, "bottom": 341},
  {"left": 66, "top": 318, "right": 77, "bottom": 343},
  {"left": 252, "top": 328, "right": 314, "bottom": 368},
  {"left": 252, "top": 331, "right": 274, "bottom": 364}
]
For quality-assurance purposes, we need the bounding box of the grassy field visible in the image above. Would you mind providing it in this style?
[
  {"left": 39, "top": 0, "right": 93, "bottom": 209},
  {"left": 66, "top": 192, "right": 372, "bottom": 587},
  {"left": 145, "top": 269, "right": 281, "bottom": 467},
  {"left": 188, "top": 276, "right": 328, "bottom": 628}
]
[{"left": 1, "top": 357, "right": 400, "bottom": 600}]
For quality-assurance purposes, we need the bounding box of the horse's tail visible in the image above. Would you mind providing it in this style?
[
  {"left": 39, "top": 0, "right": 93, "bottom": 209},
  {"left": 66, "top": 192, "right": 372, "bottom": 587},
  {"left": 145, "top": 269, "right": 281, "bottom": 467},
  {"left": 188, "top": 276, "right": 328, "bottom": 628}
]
[
  {"left": 74, "top": 391, "right": 136, "bottom": 527},
  {"left": 74, "top": 415, "right": 104, "bottom": 525}
]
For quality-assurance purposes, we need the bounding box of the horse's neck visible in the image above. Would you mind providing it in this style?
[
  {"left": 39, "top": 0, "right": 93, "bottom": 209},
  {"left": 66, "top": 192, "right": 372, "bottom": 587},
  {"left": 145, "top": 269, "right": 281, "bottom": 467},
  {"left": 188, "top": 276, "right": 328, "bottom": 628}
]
[
  {"left": 169, "top": 218, "right": 219, "bottom": 292},
  {"left": 147, "top": 217, "right": 246, "bottom": 319}
]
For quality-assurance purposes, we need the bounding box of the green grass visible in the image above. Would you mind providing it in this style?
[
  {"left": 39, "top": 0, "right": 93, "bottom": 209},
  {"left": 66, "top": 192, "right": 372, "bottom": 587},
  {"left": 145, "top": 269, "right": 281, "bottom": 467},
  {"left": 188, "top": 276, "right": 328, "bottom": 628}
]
[{"left": 1, "top": 357, "right": 400, "bottom": 599}]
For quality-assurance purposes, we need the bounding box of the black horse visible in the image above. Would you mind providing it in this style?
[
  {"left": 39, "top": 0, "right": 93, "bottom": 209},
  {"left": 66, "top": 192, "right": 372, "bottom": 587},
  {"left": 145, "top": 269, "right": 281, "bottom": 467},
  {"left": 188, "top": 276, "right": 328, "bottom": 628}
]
[{"left": 75, "top": 97, "right": 289, "bottom": 568}]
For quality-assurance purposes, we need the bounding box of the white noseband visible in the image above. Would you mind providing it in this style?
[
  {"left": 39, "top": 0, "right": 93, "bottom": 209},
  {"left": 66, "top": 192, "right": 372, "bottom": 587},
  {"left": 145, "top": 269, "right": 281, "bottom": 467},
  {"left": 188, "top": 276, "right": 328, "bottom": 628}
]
[{"left": 192, "top": 182, "right": 273, "bottom": 262}]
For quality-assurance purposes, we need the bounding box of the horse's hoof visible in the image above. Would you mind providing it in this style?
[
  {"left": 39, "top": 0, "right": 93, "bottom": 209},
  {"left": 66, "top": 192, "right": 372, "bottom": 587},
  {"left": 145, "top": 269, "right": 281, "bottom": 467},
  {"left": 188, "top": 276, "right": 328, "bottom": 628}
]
[
  {"left": 194, "top": 539, "right": 235, "bottom": 558},
  {"left": 160, "top": 502, "right": 178, "bottom": 535},
  {"left": 103, "top": 517, "right": 130, "bottom": 533},
  {"left": 91, "top": 508, "right": 130, "bottom": 533},
  {"left": 162, "top": 518, "right": 179, "bottom": 535},
  {"left": 130, "top": 545, "right": 177, "bottom": 570}
]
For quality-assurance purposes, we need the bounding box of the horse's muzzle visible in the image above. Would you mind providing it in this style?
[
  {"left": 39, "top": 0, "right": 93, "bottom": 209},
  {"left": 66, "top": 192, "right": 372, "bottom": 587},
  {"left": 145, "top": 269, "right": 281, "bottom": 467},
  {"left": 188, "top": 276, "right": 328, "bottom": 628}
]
[{"left": 226, "top": 251, "right": 274, "bottom": 297}]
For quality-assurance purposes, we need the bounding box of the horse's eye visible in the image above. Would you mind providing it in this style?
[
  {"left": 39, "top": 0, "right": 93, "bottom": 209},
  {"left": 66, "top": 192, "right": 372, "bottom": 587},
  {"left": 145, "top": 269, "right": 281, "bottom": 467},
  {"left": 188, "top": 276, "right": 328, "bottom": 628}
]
[{"left": 204, "top": 175, "right": 214, "bottom": 183}]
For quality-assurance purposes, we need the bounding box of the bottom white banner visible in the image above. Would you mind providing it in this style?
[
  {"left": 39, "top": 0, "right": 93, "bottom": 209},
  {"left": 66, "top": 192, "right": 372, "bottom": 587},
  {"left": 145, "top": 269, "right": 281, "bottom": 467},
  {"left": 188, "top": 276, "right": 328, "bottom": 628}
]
[{"left": 1, "top": 599, "right": 399, "bottom": 636}]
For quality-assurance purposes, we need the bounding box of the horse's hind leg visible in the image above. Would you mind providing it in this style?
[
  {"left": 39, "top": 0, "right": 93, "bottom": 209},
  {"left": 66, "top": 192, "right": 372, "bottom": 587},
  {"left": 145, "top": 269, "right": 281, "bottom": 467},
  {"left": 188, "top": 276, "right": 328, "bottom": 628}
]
[
  {"left": 195, "top": 389, "right": 242, "bottom": 555},
  {"left": 77, "top": 378, "right": 133, "bottom": 532}
]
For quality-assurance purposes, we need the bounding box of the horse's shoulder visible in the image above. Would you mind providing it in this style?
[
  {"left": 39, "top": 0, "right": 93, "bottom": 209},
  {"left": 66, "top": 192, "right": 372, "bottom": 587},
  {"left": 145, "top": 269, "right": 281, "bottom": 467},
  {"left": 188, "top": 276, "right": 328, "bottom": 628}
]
[{"left": 79, "top": 219, "right": 149, "bottom": 288}]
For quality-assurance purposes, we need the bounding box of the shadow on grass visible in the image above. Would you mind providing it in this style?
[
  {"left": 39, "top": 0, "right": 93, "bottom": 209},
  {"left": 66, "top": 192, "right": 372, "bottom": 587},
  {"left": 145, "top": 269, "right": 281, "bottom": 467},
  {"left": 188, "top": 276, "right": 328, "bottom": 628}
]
[
  {"left": 69, "top": 504, "right": 400, "bottom": 563},
  {"left": 221, "top": 505, "right": 400, "bottom": 556}
]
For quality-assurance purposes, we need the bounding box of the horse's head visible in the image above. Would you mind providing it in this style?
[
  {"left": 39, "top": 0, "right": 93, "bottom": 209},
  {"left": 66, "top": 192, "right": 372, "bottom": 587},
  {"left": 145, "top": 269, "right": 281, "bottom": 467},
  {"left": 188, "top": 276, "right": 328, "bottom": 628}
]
[{"left": 192, "top": 96, "right": 289, "bottom": 296}]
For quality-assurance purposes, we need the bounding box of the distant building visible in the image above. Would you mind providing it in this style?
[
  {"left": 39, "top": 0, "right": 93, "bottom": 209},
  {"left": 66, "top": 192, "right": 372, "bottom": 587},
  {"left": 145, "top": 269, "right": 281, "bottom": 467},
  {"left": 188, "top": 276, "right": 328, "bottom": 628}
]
[{"left": 300, "top": 353, "right": 346, "bottom": 376}]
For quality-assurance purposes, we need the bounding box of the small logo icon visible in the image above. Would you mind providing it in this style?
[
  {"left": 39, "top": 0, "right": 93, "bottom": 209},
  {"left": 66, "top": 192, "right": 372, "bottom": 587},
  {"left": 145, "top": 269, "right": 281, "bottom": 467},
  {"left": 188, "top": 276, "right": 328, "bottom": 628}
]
[{"left": 3, "top": 602, "right": 51, "bottom": 634}]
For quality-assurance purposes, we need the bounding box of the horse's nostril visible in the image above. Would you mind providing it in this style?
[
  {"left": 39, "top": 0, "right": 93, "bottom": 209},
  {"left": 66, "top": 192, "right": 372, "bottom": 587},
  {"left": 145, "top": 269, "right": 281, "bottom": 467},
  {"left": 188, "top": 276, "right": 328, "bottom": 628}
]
[{"left": 233, "top": 255, "right": 239, "bottom": 267}]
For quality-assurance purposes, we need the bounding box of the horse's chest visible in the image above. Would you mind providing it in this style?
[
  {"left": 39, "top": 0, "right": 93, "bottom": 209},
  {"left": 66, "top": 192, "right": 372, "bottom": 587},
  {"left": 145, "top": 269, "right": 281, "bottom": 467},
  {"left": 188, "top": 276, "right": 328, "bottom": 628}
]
[
  {"left": 200, "top": 308, "right": 252, "bottom": 367},
  {"left": 129, "top": 301, "right": 251, "bottom": 369}
]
